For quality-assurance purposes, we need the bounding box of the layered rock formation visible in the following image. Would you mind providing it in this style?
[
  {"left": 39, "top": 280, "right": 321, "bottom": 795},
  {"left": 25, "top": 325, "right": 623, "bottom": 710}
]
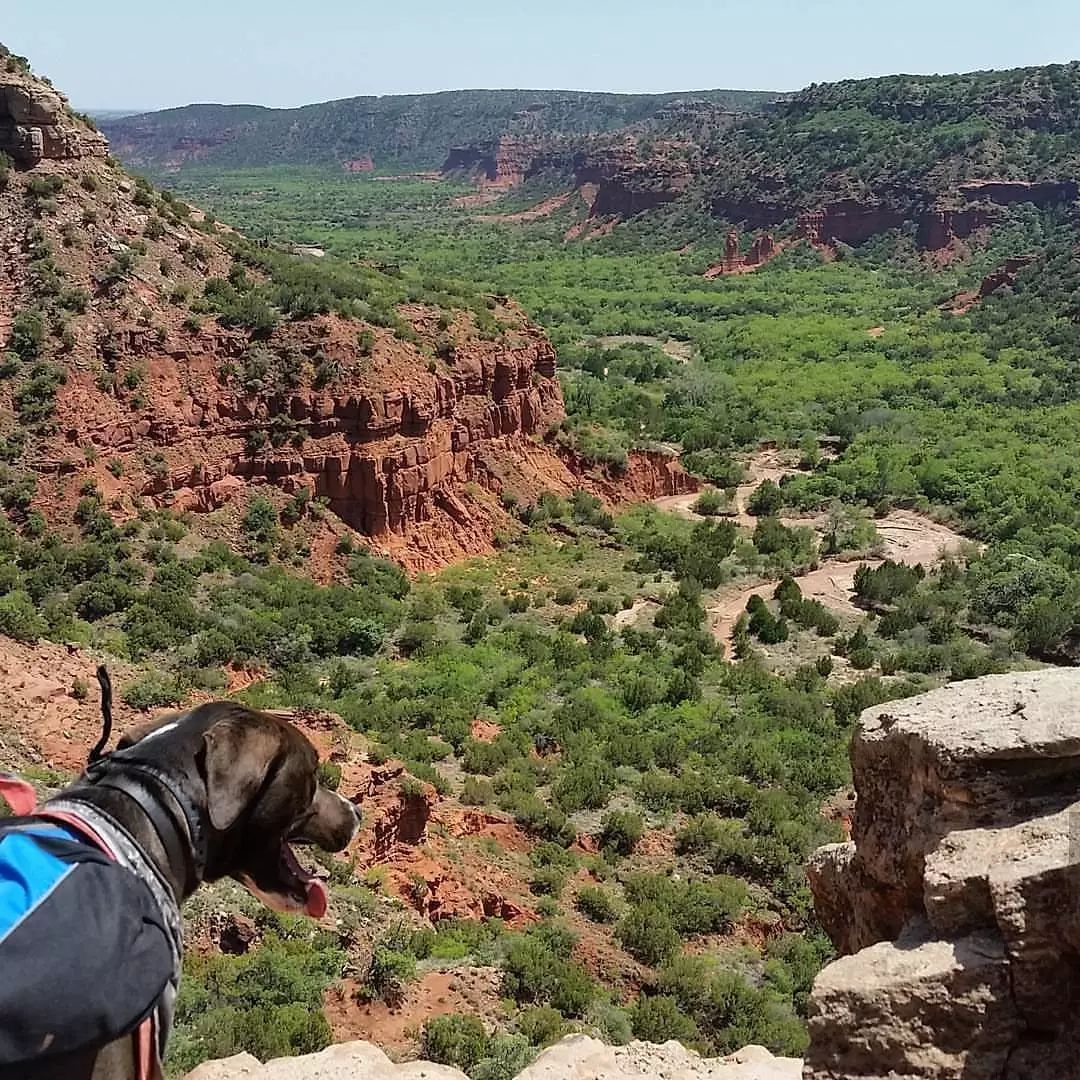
[
  {"left": 444, "top": 136, "right": 694, "bottom": 222},
  {"left": 1, "top": 55, "right": 693, "bottom": 573},
  {"left": 185, "top": 1036, "right": 800, "bottom": 1080},
  {"left": 713, "top": 178, "right": 1077, "bottom": 254},
  {"left": 805, "top": 669, "right": 1080, "bottom": 1078},
  {"left": 0, "top": 53, "right": 107, "bottom": 164},
  {"left": 945, "top": 254, "right": 1038, "bottom": 314},
  {"left": 704, "top": 231, "right": 784, "bottom": 277},
  {"left": 444, "top": 136, "right": 573, "bottom": 189}
]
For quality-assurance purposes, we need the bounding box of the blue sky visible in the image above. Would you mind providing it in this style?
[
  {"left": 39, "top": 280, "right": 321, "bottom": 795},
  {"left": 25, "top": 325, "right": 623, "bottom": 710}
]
[{"left": 5, "top": 0, "right": 1080, "bottom": 111}]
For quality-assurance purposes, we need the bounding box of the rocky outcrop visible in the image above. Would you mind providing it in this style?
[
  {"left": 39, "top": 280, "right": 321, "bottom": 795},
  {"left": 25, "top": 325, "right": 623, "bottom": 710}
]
[
  {"left": 945, "top": 254, "right": 1038, "bottom": 314},
  {"left": 445, "top": 136, "right": 693, "bottom": 221},
  {"left": 805, "top": 669, "right": 1080, "bottom": 1079},
  {"left": 118, "top": 327, "right": 568, "bottom": 548},
  {"left": 714, "top": 180, "right": 1077, "bottom": 254},
  {"left": 577, "top": 142, "right": 693, "bottom": 219},
  {"left": 976, "top": 254, "right": 1038, "bottom": 299},
  {"left": 184, "top": 1037, "right": 801, "bottom": 1080},
  {"left": 958, "top": 178, "right": 1079, "bottom": 206},
  {"left": 916, "top": 206, "right": 998, "bottom": 249},
  {"left": 796, "top": 202, "right": 907, "bottom": 247},
  {"left": 0, "top": 61, "right": 107, "bottom": 164},
  {"left": 444, "top": 137, "right": 573, "bottom": 189},
  {"left": 704, "top": 231, "right": 783, "bottom": 277}
]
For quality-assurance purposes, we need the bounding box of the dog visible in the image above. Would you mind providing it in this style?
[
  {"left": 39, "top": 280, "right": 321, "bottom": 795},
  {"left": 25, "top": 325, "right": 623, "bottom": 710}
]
[{"left": 0, "top": 701, "right": 361, "bottom": 1080}]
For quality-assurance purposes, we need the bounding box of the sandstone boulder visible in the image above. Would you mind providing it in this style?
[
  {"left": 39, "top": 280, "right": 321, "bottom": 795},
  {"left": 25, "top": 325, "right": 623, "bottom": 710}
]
[
  {"left": 0, "top": 67, "right": 107, "bottom": 164},
  {"left": 806, "top": 669, "right": 1080, "bottom": 1078},
  {"left": 184, "top": 1038, "right": 800, "bottom": 1080}
]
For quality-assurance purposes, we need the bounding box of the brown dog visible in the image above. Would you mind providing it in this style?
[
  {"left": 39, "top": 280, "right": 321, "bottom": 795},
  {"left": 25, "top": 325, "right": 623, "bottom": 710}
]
[{"left": 1, "top": 702, "right": 360, "bottom": 1080}]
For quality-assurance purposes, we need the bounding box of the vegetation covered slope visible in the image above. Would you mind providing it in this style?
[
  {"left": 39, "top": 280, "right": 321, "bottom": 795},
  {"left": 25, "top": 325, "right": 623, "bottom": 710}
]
[
  {"left": 101, "top": 88, "right": 776, "bottom": 173},
  {"left": 705, "top": 62, "right": 1080, "bottom": 220}
]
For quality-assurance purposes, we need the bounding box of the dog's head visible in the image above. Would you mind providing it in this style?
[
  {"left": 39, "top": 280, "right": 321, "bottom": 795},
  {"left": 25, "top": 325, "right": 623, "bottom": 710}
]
[{"left": 116, "top": 704, "right": 360, "bottom": 917}]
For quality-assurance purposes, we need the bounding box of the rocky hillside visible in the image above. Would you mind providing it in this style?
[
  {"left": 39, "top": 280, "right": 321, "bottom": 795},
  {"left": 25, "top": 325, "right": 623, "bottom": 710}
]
[
  {"left": 99, "top": 88, "right": 775, "bottom": 173},
  {"left": 703, "top": 63, "right": 1080, "bottom": 250},
  {"left": 0, "top": 46, "right": 692, "bottom": 572},
  {"left": 99, "top": 62, "right": 1080, "bottom": 256}
]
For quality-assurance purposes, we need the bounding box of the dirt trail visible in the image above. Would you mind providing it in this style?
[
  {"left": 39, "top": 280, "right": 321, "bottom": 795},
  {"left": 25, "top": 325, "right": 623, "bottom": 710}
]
[
  {"left": 593, "top": 334, "right": 695, "bottom": 365},
  {"left": 477, "top": 191, "right": 577, "bottom": 223},
  {"left": 653, "top": 448, "right": 802, "bottom": 527},
  {"left": 651, "top": 452, "right": 970, "bottom": 657}
]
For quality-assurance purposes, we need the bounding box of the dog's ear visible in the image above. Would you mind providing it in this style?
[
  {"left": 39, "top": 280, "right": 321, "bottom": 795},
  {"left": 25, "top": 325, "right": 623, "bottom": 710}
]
[{"left": 203, "top": 716, "right": 281, "bottom": 831}]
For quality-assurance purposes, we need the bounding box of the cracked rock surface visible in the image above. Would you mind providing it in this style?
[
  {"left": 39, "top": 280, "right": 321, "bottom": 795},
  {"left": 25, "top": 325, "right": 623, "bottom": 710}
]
[
  {"left": 806, "top": 669, "right": 1080, "bottom": 1079},
  {"left": 184, "top": 1037, "right": 801, "bottom": 1080}
]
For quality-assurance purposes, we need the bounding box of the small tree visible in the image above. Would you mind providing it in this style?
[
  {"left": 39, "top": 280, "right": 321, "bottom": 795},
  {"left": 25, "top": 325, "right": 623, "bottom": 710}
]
[
  {"left": 747, "top": 479, "right": 784, "bottom": 517},
  {"left": 599, "top": 810, "right": 645, "bottom": 856}
]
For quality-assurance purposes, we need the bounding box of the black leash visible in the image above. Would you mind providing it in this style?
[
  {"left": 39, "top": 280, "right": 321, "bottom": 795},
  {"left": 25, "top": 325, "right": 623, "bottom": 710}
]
[{"left": 89, "top": 665, "right": 113, "bottom": 764}]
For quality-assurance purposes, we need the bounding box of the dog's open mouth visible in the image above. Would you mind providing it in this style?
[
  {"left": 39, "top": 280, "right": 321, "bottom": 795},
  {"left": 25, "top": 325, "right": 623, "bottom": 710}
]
[{"left": 238, "top": 841, "right": 328, "bottom": 918}]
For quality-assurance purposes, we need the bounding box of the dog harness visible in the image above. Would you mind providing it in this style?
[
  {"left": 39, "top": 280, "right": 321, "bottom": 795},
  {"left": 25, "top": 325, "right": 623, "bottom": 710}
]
[{"left": 0, "top": 776, "right": 183, "bottom": 1080}]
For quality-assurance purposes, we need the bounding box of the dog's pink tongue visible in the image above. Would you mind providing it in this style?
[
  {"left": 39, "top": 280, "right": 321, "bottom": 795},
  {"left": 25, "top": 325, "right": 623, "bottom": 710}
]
[{"left": 306, "top": 878, "right": 328, "bottom": 918}]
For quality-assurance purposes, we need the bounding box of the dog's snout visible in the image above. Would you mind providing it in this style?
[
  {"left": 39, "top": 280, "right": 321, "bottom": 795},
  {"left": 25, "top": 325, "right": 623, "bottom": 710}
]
[{"left": 341, "top": 794, "right": 362, "bottom": 840}]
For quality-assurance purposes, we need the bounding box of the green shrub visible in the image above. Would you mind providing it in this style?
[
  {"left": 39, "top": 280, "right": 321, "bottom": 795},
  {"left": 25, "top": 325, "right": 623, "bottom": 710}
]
[
  {"left": 502, "top": 926, "right": 595, "bottom": 1017},
  {"left": 747, "top": 480, "right": 784, "bottom": 517},
  {"left": 575, "top": 886, "right": 618, "bottom": 923},
  {"left": 472, "top": 1034, "right": 536, "bottom": 1080},
  {"left": 617, "top": 903, "right": 681, "bottom": 966},
  {"left": 317, "top": 761, "right": 342, "bottom": 791},
  {"left": 0, "top": 590, "right": 46, "bottom": 643},
  {"left": 630, "top": 994, "right": 701, "bottom": 1045},
  {"left": 167, "top": 929, "right": 343, "bottom": 1075},
  {"left": 362, "top": 947, "right": 416, "bottom": 1006},
  {"left": 10, "top": 310, "right": 44, "bottom": 360},
  {"left": 422, "top": 1013, "right": 489, "bottom": 1072},
  {"left": 599, "top": 810, "right": 644, "bottom": 855},
  {"left": 122, "top": 674, "right": 182, "bottom": 711},
  {"left": 462, "top": 776, "right": 495, "bottom": 806},
  {"left": 517, "top": 1006, "right": 567, "bottom": 1047},
  {"left": 692, "top": 489, "right": 728, "bottom": 516}
]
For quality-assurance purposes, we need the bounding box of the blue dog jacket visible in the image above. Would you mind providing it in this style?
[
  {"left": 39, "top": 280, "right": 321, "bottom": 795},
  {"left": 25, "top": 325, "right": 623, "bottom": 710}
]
[{"left": 0, "top": 815, "right": 176, "bottom": 1068}]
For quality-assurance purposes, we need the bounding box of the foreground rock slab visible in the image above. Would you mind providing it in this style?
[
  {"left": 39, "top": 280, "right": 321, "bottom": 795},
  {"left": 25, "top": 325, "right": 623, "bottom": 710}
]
[
  {"left": 184, "top": 1037, "right": 801, "bottom": 1080},
  {"left": 806, "top": 669, "right": 1080, "bottom": 1079}
]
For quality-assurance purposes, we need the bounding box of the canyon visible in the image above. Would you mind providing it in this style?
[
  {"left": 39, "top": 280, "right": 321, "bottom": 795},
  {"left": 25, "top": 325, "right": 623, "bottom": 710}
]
[
  {"left": 184, "top": 668, "right": 1080, "bottom": 1079},
  {"left": 0, "top": 59, "right": 692, "bottom": 574}
]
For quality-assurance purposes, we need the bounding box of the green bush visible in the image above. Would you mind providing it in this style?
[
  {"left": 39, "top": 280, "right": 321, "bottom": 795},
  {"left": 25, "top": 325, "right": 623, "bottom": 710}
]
[
  {"left": 462, "top": 775, "right": 495, "bottom": 805},
  {"left": 502, "top": 926, "right": 596, "bottom": 1017},
  {"left": 692, "top": 489, "right": 728, "bottom": 516},
  {"left": 10, "top": 311, "right": 44, "bottom": 360},
  {"left": 422, "top": 1014, "right": 489, "bottom": 1073},
  {"left": 630, "top": 994, "right": 701, "bottom": 1045},
  {"left": 0, "top": 590, "right": 46, "bottom": 643},
  {"left": 167, "top": 928, "right": 343, "bottom": 1075},
  {"left": 317, "top": 761, "right": 342, "bottom": 791},
  {"left": 747, "top": 480, "right": 784, "bottom": 517},
  {"left": 517, "top": 1005, "right": 567, "bottom": 1047},
  {"left": 472, "top": 1035, "right": 536, "bottom": 1080},
  {"left": 617, "top": 903, "right": 680, "bottom": 966},
  {"left": 575, "top": 886, "right": 618, "bottom": 923},
  {"left": 122, "top": 674, "right": 182, "bottom": 711},
  {"left": 599, "top": 810, "right": 644, "bottom": 855},
  {"left": 361, "top": 946, "right": 417, "bottom": 1006}
]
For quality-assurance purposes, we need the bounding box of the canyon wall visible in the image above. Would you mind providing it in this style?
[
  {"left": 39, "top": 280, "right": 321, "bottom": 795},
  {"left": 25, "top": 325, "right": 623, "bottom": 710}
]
[
  {"left": 443, "top": 136, "right": 693, "bottom": 220},
  {"left": 713, "top": 181, "right": 1076, "bottom": 253}
]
